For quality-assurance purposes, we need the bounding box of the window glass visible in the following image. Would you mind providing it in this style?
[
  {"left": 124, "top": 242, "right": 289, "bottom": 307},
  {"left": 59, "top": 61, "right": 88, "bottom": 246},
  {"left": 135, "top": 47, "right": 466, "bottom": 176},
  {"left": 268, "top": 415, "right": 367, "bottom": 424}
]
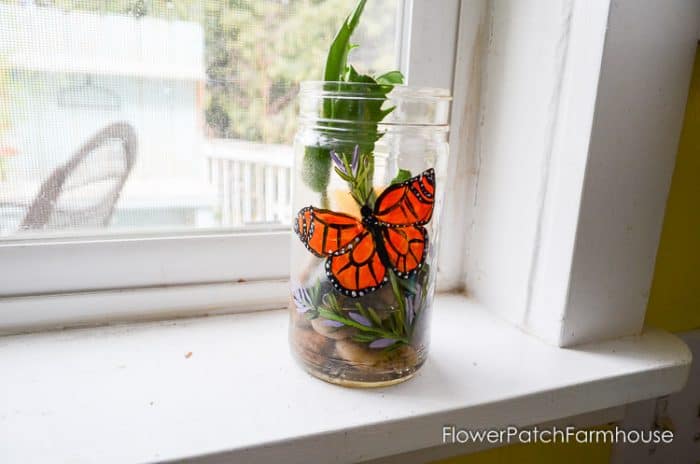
[{"left": 0, "top": 0, "right": 399, "bottom": 236}]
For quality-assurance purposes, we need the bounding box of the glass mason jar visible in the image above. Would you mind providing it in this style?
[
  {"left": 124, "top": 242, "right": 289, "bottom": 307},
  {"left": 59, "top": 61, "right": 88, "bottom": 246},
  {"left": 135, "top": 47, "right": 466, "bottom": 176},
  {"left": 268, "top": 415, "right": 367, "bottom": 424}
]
[{"left": 289, "top": 81, "right": 450, "bottom": 387}]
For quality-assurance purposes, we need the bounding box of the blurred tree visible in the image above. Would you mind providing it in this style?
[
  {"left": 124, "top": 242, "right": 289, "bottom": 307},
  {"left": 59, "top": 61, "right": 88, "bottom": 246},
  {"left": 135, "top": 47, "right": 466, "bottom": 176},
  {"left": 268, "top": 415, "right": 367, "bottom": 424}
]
[{"left": 2, "top": 0, "right": 397, "bottom": 144}]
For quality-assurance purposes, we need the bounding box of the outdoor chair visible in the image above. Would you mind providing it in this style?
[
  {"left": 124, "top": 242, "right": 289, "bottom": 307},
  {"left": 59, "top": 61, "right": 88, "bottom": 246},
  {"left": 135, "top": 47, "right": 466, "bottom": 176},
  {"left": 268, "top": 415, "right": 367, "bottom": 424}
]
[{"left": 20, "top": 122, "right": 137, "bottom": 231}]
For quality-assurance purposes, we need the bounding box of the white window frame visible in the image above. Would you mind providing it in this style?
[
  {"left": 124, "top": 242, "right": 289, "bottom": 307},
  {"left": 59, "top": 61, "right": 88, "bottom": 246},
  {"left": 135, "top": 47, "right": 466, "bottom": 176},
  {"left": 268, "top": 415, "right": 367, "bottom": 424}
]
[
  {"left": 1, "top": 0, "right": 697, "bottom": 349},
  {"left": 459, "top": 0, "right": 698, "bottom": 347},
  {"left": 0, "top": 0, "right": 465, "bottom": 331}
]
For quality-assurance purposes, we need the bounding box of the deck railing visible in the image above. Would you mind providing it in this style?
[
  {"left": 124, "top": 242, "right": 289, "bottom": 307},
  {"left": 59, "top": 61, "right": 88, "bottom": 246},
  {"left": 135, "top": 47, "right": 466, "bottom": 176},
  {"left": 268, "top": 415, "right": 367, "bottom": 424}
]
[{"left": 205, "top": 139, "right": 293, "bottom": 226}]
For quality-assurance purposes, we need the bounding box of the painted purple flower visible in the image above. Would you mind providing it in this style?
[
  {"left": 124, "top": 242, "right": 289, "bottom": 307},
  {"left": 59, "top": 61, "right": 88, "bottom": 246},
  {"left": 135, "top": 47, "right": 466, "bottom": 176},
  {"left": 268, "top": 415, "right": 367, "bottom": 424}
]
[
  {"left": 330, "top": 149, "right": 348, "bottom": 176},
  {"left": 321, "top": 319, "right": 344, "bottom": 328},
  {"left": 330, "top": 145, "right": 360, "bottom": 177},
  {"left": 348, "top": 311, "right": 372, "bottom": 327},
  {"left": 291, "top": 286, "right": 314, "bottom": 313},
  {"left": 369, "top": 338, "right": 398, "bottom": 349},
  {"left": 404, "top": 280, "right": 424, "bottom": 327},
  {"left": 350, "top": 145, "right": 359, "bottom": 174}
]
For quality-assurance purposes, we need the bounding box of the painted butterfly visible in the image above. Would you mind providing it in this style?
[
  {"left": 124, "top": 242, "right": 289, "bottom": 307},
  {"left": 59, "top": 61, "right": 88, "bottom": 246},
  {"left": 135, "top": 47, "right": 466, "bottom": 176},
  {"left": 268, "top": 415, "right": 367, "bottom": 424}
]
[{"left": 294, "top": 168, "right": 435, "bottom": 297}]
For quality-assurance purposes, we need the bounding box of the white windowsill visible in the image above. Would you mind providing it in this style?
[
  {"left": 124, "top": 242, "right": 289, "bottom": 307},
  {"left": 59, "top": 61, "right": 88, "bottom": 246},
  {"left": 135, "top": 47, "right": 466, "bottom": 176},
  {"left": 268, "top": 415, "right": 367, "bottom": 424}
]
[{"left": 0, "top": 294, "right": 691, "bottom": 464}]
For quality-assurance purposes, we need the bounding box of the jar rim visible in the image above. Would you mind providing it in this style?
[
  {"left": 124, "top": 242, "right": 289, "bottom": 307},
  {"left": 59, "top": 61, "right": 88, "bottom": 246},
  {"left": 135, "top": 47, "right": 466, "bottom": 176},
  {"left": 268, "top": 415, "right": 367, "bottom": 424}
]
[{"left": 299, "top": 81, "right": 452, "bottom": 100}]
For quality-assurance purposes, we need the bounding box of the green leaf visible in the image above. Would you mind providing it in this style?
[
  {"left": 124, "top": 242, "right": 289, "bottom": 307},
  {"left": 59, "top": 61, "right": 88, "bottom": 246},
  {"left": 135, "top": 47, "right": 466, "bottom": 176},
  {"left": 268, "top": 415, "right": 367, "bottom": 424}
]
[
  {"left": 333, "top": 166, "right": 353, "bottom": 182},
  {"left": 366, "top": 306, "right": 383, "bottom": 327},
  {"left": 323, "top": 0, "right": 367, "bottom": 84},
  {"left": 303, "top": 0, "right": 402, "bottom": 207},
  {"left": 379, "top": 105, "right": 396, "bottom": 120},
  {"left": 355, "top": 302, "right": 371, "bottom": 322},
  {"left": 397, "top": 274, "right": 418, "bottom": 294},
  {"left": 352, "top": 333, "right": 378, "bottom": 343},
  {"left": 376, "top": 70, "right": 404, "bottom": 85},
  {"left": 391, "top": 169, "right": 412, "bottom": 185},
  {"left": 302, "top": 145, "right": 332, "bottom": 194},
  {"left": 345, "top": 65, "right": 376, "bottom": 84},
  {"left": 388, "top": 271, "right": 406, "bottom": 333},
  {"left": 318, "top": 308, "right": 408, "bottom": 344}
]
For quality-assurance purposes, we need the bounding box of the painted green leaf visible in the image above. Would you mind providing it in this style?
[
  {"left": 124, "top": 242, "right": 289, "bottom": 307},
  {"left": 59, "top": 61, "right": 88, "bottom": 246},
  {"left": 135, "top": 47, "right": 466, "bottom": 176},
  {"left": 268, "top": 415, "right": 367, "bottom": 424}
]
[{"left": 391, "top": 169, "right": 412, "bottom": 185}]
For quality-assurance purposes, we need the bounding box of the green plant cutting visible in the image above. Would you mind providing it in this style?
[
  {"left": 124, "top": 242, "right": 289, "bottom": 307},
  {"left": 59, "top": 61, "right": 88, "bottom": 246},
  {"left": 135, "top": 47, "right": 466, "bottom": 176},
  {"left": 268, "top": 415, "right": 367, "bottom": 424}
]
[{"left": 301, "top": 0, "right": 404, "bottom": 208}]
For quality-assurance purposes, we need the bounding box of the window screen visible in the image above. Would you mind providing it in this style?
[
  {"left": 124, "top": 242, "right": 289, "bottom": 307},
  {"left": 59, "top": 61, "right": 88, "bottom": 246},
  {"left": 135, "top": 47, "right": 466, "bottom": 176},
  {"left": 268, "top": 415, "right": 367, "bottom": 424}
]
[{"left": 0, "top": 0, "right": 400, "bottom": 236}]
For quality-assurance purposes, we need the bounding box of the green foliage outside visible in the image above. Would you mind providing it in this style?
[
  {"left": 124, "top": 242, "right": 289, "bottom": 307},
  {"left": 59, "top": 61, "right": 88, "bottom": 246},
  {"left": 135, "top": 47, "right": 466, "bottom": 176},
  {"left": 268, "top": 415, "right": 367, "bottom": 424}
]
[{"left": 1, "top": 0, "right": 396, "bottom": 145}]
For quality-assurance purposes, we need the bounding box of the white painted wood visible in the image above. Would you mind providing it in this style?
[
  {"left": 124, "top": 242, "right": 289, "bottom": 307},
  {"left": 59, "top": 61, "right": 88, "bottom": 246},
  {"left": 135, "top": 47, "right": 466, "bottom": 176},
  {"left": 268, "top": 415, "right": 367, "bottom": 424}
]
[
  {"left": 465, "top": 0, "right": 586, "bottom": 332},
  {"left": 254, "top": 163, "right": 264, "bottom": 222},
  {"left": 611, "top": 330, "right": 700, "bottom": 464},
  {"left": 232, "top": 160, "right": 242, "bottom": 224},
  {"left": 560, "top": 0, "right": 700, "bottom": 345},
  {"left": 463, "top": 0, "right": 699, "bottom": 346},
  {"left": 402, "top": 0, "right": 460, "bottom": 91},
  {"left": 264, "top": 166, "right": 274, "bottom": 222},
  {"left": 277, "top": 166, "right": 288, "bottom": 222},
  {"left": 402, "top": 0, "right": 477, "bottom": 291},
  {"left": 0, "top": 280, "right": 288, "bottom": 336},
  {"left": 203, "top": 139, "right": 293, "bottom": 167},
  {"left": 438, "top": 0, "right": 488, "bottom": 291},
  {"left": 221, "top": 160, "right": 233, "bottom": 225},
  {"left": 0, "top": 294, "right": 690, "bottom": 464},
  {"left": 0, "top": 231, "right": 289, "bottom": 296},
  {"left": 242, "top": 162, "right": 253, "bottom": 223},
  {"left": 525, "top": 0, "right": 612, "bottom": 342},
  {"left": 205, "top": 141, "right": 293, "bottom": 226}
]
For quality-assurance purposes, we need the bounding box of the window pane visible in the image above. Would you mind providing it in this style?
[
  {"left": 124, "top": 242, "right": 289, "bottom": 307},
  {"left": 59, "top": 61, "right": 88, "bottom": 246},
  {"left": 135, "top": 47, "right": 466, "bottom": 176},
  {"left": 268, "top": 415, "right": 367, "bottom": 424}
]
[{"left": 0, "top": 0, "right": 400, "bottom": 237}]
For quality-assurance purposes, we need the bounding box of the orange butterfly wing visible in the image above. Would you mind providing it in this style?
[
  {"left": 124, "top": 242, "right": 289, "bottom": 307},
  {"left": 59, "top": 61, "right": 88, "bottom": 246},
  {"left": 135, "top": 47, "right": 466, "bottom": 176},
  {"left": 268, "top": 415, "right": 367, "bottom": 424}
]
[
  {"left": 294, "top": 207, "right": 365, "bottom": 257},
  {"left": 380, "top": 226, "right": 428, "bottom": 278},
  {"left": 295, "top": 206, "right": 388, "bottom": 296},
  {"left": 373, "top": 168, "right": 434, "bottom": 278},
  {"left": 326, "top": 232, "right": 387, "bottom": 297},
  {"left": 373, "top": 168, "right": 435, "bottom": 226},
  {"left": 294, "top": 168, "right": 436, "bottom": 295}
]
